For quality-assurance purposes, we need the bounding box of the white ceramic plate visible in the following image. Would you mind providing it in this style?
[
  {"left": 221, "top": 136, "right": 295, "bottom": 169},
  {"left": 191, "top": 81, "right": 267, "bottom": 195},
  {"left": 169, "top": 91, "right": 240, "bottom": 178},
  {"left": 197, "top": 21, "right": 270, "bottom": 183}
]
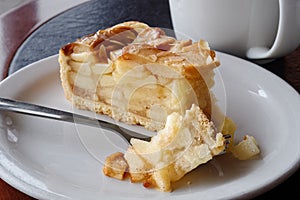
[{"left": 0, "top": 53, "right": 299, "bottom": 200}]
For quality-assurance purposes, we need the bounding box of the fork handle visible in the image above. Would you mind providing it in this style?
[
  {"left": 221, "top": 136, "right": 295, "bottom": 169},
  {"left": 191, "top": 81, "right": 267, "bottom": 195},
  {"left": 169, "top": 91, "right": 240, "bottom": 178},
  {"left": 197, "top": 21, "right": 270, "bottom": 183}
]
[
  {"left": 0, "top": 97, "right": 151, "bottom": 141},
  {"left": 0, "top": 97, "right": 127, "bottom": 137},
  {"left": 0, "top": 97, "right": 94, "bottom": 125}
]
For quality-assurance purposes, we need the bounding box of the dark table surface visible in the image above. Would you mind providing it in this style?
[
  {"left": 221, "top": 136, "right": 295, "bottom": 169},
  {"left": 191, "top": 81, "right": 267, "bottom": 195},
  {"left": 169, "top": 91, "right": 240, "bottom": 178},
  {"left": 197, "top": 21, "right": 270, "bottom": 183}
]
[{"left": 1, "top": 0, "right": 299, "bottom": 199}]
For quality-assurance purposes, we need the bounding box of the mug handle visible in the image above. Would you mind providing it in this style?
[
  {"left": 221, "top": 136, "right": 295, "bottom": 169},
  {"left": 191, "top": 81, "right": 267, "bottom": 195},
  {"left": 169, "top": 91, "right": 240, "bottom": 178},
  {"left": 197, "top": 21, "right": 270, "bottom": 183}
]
[{"left": 246, "top": 0, "right": 300, "bottom": 59}]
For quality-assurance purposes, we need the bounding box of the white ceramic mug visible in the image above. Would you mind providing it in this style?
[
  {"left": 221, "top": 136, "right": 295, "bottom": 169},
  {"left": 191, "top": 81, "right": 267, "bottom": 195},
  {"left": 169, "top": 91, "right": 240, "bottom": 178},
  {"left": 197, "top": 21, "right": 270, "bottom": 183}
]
[{"left": 169, "top": 0, "right": 300, "bottom": 59}]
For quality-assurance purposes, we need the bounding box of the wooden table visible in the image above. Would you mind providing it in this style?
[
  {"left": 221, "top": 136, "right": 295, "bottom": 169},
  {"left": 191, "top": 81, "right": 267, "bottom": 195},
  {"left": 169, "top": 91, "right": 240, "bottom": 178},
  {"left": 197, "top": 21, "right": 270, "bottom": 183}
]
[{"left": 0, "top": 0, "right": 299, "bottom": 199}]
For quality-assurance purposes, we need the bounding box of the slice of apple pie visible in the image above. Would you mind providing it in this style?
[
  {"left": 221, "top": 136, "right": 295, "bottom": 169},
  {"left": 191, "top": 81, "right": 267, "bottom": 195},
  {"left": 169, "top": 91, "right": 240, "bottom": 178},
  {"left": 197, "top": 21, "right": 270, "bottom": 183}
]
[
  {"left": 58, "top": 21, "right": 220, "bottom": 131},
  {"left": 58, "top": 21, "right": 259, "bottom": 192}
]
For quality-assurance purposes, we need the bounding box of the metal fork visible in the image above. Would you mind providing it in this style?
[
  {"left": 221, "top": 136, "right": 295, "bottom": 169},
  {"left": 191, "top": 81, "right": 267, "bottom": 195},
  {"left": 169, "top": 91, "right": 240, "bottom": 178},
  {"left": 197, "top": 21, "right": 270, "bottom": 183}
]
[{"left": 0, "top": 97, "right": 231, "bottom": 146}]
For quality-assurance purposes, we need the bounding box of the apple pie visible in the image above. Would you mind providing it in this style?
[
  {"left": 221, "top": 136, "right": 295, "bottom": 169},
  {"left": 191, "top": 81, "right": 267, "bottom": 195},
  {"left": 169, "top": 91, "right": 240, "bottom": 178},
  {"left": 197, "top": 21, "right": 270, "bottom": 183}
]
[
  {"left": 58, "top": 21, "right": 260, "bottom": 192},
  {"left": 58, "top": 21, "right": 220, "bottom": 131}
]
